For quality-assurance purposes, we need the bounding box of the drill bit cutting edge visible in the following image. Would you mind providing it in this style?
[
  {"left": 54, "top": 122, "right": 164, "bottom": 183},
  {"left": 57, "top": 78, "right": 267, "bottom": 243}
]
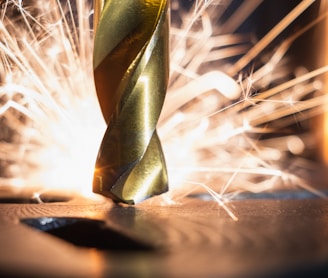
[{"left": 92, "top": 0, "right": 169, "bottom": 204}]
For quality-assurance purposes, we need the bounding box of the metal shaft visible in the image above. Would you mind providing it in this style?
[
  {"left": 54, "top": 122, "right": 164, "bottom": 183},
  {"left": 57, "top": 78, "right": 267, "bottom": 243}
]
[{"left": 92, "top": 0, "right": 169, "bottom": 204}]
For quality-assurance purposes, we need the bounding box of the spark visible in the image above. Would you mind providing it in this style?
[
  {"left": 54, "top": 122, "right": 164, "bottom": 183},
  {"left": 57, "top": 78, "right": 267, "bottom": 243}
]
[{"left": 0, "top": 0, "right": 327, "bottom": 218}]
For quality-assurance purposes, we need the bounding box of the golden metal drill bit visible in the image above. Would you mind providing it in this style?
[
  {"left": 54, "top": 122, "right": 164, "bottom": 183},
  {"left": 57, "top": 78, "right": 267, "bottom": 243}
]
[{"left": 92, "top": 0, "right": 169, "bottom": 204}]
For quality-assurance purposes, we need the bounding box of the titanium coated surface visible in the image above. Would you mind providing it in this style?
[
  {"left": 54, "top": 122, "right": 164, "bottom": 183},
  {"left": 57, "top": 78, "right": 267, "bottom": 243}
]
[{"left": 92, "top": 0, "right": 169, "bottom": 204}]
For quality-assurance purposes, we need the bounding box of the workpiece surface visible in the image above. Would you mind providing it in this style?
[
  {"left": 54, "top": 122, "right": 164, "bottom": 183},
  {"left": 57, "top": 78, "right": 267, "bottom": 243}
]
[{"left": 0, "top": 190, "right": 327, "bottom": 277}]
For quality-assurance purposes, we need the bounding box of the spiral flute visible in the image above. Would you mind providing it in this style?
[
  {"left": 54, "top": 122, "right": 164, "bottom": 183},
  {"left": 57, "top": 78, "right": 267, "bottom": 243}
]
[{"left": 92, "top": 0, "right": 169, "bottom": 204}]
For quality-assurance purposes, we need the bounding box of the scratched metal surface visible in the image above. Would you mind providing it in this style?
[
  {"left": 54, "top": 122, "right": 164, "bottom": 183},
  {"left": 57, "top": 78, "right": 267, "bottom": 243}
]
[{"left": 0, "top": 188, "right": 328, "bottom": 278}]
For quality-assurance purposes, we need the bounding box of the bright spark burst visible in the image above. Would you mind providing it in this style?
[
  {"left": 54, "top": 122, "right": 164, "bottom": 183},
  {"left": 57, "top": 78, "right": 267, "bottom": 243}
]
[{"left": 0, "top": 0, "right": 327, "bottom": 216}]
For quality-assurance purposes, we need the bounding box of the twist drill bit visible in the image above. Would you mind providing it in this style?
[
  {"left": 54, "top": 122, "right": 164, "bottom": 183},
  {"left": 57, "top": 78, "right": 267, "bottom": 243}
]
[{"left": 92, "top": 0, "right": 169, "bottom": 204}]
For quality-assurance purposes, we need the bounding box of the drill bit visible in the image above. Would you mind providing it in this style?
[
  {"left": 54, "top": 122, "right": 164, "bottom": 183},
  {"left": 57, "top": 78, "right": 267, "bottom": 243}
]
[{"left": 92, "top": 0, "right": 169, "bottom": 204}]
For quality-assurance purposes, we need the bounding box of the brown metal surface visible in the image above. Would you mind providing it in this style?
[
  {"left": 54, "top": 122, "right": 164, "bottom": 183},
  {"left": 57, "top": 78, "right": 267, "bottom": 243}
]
[{"left": 0, "top": 189, "right": 327, "bottom": 277}]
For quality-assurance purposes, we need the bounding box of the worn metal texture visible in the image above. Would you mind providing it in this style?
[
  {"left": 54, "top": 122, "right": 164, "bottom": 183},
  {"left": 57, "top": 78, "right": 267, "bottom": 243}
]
[{"left": 0, "top": 189, "right": 327, "bottom": 278}]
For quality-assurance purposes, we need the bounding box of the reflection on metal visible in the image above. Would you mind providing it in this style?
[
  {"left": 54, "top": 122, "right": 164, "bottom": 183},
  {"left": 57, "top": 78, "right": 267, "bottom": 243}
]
[{"left": 92, "top": 0, "right": 169, "bottom": 204}]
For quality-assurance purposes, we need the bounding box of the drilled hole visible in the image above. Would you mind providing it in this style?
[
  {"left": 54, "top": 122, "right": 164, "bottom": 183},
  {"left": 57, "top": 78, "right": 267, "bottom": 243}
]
[{"left": 21, "top": 217, "right": 154, "bottom": 252}]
